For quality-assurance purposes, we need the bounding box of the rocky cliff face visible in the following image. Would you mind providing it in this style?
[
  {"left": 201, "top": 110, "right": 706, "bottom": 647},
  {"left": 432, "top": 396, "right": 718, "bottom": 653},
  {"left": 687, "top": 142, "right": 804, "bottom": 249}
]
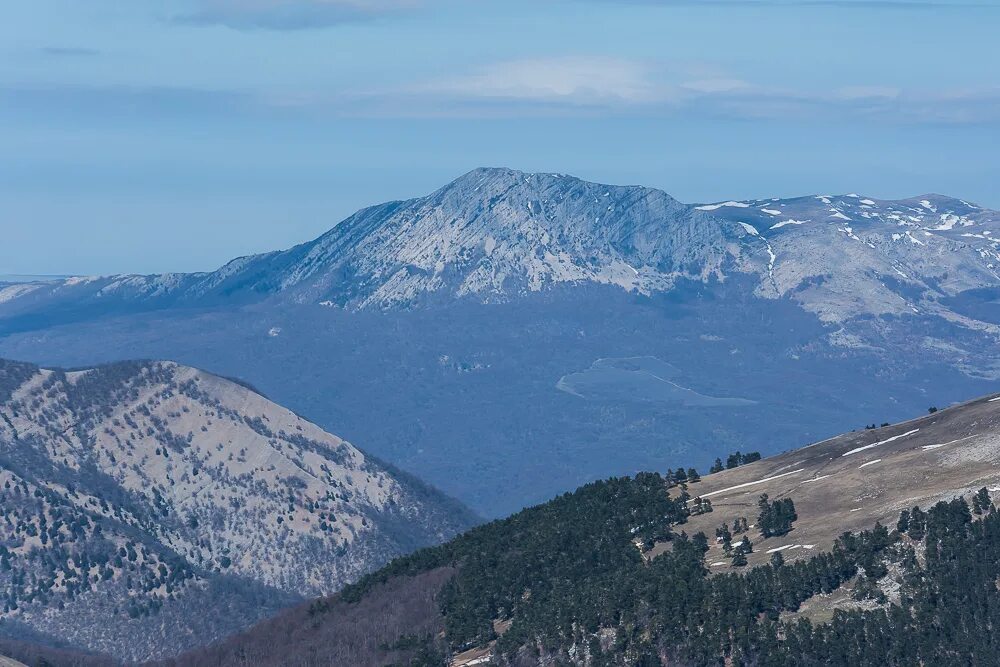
[{"left": 0, "top": 359, "right": 476, "bottom": 661}]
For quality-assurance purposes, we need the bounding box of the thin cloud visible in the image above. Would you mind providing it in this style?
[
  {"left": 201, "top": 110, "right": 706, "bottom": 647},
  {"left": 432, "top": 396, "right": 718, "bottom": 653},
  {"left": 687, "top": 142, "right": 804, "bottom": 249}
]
[
  {"left": 351, "top": 58, "right": 1000, "bottom": 124},
  {"left": 173, "top": 0, "right": 423, "bottom": 29},
  {"left": 5, "top": 67, "right": 998, "bottom": 126},
  {"left": 407, "top": 57, "right": 672, "bottom": 106}
]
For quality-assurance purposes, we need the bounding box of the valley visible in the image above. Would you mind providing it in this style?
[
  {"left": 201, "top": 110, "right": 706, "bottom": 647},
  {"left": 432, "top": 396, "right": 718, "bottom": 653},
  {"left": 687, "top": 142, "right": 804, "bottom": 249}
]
[{"left": 3, "top": 170, "right": 1000, "bottom": 517}]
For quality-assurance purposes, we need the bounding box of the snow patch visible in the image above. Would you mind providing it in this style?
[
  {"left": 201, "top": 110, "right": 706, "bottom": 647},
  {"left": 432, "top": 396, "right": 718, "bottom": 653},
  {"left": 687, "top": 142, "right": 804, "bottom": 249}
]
[
  {"left": 931, "top": 213, "right": 969, "bottom": 231},
  {"left": 841, "top": 429, "right": 919, "bottom": 457},
  {"left": 695, "top": 201, "right": 750, "bottom": 211},
  {"left": 766, "top": 544, "right": 808, "bottom": 554},
  {"left": 701, "top": 469, "right": 806, "bottom": 498},
  {"left": 770, "top": 219, "right": 809, "bottom": 230},
  {"left": 63, "top": 275, "right": 101, "bottom": 287},
  {"left": 922, "top": 436, "right": 974, "bottom": 450}
]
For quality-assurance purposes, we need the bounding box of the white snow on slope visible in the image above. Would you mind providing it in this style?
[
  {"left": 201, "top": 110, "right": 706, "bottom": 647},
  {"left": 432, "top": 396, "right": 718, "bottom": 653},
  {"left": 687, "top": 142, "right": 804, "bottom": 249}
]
[
  {"left": 803, "top": 474, "right": 833, "bottom": 483},
  {"left": 770, "top": 219, "right": 810, "bottom": 230},
  {"left": 696, "top": 201, "right": 750, "bottom": 211},
  {"left": 842, "top": 429, "right": 920, "bottom": 457},
  {"left": 858, "top": 459, "right": 882, "bottom": 468},
  {"left": 766, "top": 544, "right": 796, "bottom": 554},
  {"left": 702, "top": 469, "right": 805, "bottom": 498},
  {"left": 922, "top": 436, "right": 974, "bottom": 450}
]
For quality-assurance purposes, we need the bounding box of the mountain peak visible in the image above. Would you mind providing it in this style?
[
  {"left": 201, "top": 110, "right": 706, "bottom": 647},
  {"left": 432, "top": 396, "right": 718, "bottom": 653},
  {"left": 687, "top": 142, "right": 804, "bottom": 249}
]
[
  {"left": 1, "top": 170, "right": 999, "bottom": 323},
  {"left": 433, "top": 167, "right": 675, "bottom": 210},
  {"left": 446, "top": 166, "right": 581, "bottom": 186}
]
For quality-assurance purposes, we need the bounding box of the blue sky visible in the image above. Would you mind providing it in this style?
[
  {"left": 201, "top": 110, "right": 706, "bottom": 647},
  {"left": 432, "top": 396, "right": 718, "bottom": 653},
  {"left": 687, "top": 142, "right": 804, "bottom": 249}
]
[{"left": 2, "top": 0, "right": 999, "bottom": 275}]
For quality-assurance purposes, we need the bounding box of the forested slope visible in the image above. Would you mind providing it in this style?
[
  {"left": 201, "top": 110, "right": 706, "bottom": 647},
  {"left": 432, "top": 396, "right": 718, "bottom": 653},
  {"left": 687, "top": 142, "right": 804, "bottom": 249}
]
[{"left": 168, "top": 395, "right": 1000, "bottom": 666}]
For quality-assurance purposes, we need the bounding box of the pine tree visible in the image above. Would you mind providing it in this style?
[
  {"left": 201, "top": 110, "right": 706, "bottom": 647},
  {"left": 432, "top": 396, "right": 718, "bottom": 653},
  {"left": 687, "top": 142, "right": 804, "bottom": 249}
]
[
  {"left": 758, "top": 495, "right": 797, "bottom": 538},
  {"left": 897, "top": 508, "right": 910, "bottom": 533}
]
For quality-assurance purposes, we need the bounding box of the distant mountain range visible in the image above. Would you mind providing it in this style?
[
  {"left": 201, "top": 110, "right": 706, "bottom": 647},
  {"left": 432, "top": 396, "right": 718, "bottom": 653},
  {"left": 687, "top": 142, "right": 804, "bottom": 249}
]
[
  {"left": 3, "top": 168, "right": 1000, "bottom": 516},
  {"left": 0, "top": 358, "right": 476, "bottom": 661},
  {"left": 4, "top": 168, "right": 999, "bottom": 321}
]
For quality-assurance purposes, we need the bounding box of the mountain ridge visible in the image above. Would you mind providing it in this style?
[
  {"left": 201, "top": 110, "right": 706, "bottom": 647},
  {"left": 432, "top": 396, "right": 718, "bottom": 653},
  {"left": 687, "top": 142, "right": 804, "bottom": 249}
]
[
  {"left": 0, "top": 356, "right": 477, "bottom": 661},
  {"left": 3, "top": 167, "right": 998, "bottom": 327}
]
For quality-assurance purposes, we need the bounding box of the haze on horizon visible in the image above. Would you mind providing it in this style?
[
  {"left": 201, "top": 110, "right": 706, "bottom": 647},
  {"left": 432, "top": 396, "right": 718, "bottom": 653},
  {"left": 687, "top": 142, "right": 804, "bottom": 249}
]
[{"left": 2, "top": 0, "right": 999, "bottom": 277}]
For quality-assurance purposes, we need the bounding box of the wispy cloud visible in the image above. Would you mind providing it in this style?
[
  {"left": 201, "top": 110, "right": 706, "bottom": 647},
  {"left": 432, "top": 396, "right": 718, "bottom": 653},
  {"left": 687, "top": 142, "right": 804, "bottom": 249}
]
[
  {"left": 5, "top": 58, "right": 998, "bottom": 126},
  {"left": 406, "top": 57, "right": 671, "bottom": 106},
  {"left": 338, "top": 56, "right": 998, "bottom": 124},
  {"left": 173, "top": 0, "right": 424, "bottom": 29},
  {"left": 360, "top": 57, "right": 1000, "bottom": 124}
]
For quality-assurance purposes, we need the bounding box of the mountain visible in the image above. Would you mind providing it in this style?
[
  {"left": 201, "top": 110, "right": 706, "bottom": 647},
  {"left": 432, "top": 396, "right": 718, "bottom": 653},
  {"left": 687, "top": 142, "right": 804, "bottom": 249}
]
[
  {"left": 2, "top": 168, "right": 1000, "bottom": 517},
  {"left": 3, "top": 169, "right": 999, "bottom": 319},
  {"left": 0, "top": 358, "right": 477, "bottom": 662},
  {"left": 159, "top": 393, "right": 1000, "bottom": 667}
]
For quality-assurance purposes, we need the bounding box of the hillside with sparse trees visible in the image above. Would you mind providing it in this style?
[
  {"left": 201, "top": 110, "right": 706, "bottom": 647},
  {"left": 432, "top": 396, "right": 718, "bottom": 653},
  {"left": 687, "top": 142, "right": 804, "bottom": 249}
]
[{"left": 0, "top": 358, "right": 477, "bottom": 662}]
